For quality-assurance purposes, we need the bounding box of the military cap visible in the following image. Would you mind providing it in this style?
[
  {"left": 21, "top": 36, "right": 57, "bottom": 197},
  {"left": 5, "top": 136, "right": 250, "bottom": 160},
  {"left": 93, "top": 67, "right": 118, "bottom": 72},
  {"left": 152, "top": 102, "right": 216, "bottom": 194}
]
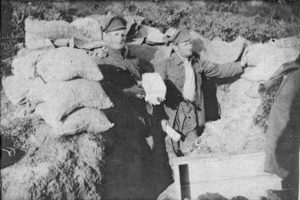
[
  {"left": 103, "top": 16, "right": 127, "bottom": 33},
  {"left": 168, "top": 27, "right": 191, "bottom": 45}
]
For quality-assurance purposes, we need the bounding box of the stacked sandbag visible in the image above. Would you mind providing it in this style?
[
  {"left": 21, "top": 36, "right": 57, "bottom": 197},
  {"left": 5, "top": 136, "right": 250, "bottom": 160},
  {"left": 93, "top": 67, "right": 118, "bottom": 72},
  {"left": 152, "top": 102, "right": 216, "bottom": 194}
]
[
  {"left": 3, "top": 45, "right": 114, "bottom": 137},
  {"left": 30, "top": 79, "right": 113, "bottom": 136},
  {"left": 242, "top": 48, "right": 300, "bottom": 81},
  {"left": 71, "top": 17, "right": 103, "bottom": 41},
  {"left": 36, "top": 47, "right": 103, "bottom": 82},
  {"left": 29, "top": 47, "right": 113, "bottom": 136},
  {"left": 2, "top": 50, "right": 48, "bottom": 106},
  {"left": 200, "top": 36, "right": 248, "bottom": 64},
  {"left": 25, "top": 16, "right": 105, "bottom": 50},
  {"left": 242, "top": 43, "right": 300, "bottom": 82},
  {"left": 25, "top": 17, "right": 77, "bottom": 49}
]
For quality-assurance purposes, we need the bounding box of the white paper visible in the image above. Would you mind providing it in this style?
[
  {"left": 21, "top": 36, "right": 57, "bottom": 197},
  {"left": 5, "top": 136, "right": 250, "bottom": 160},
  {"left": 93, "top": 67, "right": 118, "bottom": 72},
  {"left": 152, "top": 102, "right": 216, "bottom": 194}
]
[{"left": 165, "top": 125, "right": 181, "bottom": 142}]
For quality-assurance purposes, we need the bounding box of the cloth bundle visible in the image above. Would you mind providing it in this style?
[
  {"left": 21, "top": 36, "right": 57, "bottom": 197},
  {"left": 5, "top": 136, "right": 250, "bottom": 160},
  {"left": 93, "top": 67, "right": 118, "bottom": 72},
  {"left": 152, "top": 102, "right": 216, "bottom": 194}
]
[{"left": 142, "top": 73, "right": 166, "bottom": 105}]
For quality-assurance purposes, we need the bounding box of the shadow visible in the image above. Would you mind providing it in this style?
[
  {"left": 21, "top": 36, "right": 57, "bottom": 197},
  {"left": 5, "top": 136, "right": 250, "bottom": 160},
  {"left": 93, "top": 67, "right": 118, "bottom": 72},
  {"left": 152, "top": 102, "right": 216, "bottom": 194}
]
[
  {"left": 128, "top": 44, "right": 156, "bottom": 73},
  {"left": 1, "top": 134, "right": 26, "bottom": 169},
  {"left": 102, "top": 123, "right": 173, "bottom": 200},
  {"left": 202, "top": 74, "right": 241, "bottom": 122}
]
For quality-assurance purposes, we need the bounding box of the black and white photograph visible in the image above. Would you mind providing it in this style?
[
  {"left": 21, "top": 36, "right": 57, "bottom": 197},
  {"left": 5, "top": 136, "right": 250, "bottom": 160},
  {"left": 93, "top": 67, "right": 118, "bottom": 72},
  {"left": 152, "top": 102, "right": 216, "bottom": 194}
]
[{"left": 1, "top": 0, "right": 300, "bottom": 199}]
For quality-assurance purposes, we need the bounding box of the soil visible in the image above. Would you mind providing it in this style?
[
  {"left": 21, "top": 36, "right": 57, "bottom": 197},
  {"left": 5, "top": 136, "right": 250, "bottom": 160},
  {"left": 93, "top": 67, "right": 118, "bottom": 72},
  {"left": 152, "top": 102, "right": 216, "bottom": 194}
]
[
  {"left": 1, "top": 90, "right": 105, "bottom": 200},
  {"left": 195, "top": 78, "right": 265, "bottom": 154}
]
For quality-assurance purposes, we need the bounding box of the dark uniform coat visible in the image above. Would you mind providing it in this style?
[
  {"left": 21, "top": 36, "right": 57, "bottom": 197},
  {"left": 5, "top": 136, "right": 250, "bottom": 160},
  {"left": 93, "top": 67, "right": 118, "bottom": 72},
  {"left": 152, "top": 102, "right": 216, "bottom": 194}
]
[
  {"left": 260, "top": 60, "right": 300, "bottom": 195},
  {"left": 95, "top": 46, "right": 153, "bottom": 199},
  {"left": 95, "top": 46, "right": 150, "bottom": 132}
]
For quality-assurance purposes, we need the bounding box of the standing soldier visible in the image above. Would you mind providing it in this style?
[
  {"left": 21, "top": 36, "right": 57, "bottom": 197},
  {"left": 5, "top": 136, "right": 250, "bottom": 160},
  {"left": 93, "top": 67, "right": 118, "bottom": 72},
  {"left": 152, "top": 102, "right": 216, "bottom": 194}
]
[
  {"left": 94, "top": 16, "right": 154, "bottom": 199},
  {"left": 155, "top": 27, "right": 248, "bottom": 167},
  {"left": 260, "top": 59, "right": 300, "bottom": 200}
]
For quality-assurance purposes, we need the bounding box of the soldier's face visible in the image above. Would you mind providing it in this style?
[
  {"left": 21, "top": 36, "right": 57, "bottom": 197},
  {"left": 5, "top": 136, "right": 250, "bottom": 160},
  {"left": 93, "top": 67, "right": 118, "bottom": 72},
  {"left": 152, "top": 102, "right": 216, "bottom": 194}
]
[
  {"left": 176, "top": 40, "right": 193, "bottom": 58},
  {"left": 106, "top": 29, "right": 127, "bottom": 50}
]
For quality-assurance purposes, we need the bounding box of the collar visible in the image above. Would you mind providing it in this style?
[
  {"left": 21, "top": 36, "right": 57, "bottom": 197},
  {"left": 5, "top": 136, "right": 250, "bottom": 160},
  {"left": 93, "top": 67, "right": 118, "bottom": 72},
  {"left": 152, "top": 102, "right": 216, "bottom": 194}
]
[
  {"left": 172, "top": 52, "right": 196, "bottom": 66},
  {"left": 107, "top": 45, "right": 129, "bottom": 59}
]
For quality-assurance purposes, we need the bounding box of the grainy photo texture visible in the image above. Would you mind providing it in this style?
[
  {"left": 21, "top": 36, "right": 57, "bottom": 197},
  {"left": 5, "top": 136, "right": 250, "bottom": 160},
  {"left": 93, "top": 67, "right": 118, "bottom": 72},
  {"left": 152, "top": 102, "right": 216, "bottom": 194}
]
[{"left": 1, "top": 1, "right": 300, "bottom": 200}]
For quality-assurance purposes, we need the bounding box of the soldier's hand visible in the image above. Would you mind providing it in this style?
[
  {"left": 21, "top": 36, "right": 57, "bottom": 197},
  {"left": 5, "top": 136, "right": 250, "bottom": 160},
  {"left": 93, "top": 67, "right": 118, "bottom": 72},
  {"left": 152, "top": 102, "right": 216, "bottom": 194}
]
[
  {"left": 123, "top": 85, "right": 145, "bottom": 98},
  {"left": 161, "top": 119, "right": 169, "bottom": 132}
]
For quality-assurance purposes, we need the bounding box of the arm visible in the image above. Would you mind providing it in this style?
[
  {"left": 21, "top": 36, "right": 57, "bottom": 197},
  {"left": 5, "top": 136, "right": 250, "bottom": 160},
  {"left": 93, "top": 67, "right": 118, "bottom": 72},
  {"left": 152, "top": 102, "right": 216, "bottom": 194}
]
[
  {"left": 154, "top": 60, "right": 168, "bottom": 80},
  {"left": 200, "top": 60, "right": 244, "bottom": 79}
]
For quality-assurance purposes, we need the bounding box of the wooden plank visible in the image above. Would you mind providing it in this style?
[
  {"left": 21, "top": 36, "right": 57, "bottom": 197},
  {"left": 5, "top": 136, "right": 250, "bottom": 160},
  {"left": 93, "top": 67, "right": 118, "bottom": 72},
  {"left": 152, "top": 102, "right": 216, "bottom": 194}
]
[{"left": 173, "top": 151, "right": 282, "bottom": 200}]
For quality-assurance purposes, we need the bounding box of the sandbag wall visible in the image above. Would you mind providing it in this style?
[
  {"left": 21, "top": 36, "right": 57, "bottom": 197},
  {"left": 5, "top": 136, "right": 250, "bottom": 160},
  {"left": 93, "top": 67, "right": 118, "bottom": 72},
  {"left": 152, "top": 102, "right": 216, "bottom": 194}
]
[
  {"left": 1, "top": 15, "right": 117, "bottom": 200},
  {"left": 3, "top": 46, "right": 115, "bottom": 137}
]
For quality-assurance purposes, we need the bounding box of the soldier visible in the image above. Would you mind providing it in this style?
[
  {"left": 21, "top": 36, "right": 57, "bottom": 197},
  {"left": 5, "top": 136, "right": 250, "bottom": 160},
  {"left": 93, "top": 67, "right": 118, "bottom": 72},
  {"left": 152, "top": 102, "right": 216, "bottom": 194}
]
[
  {"left": 260, "top": 59, "right": 300, "bottom": 200},
  {"left": 155, "top": 27, "right": 248, "bottom": 167},
  {"left": 94, "top": 16, "right": 154, "bottom": 199}
]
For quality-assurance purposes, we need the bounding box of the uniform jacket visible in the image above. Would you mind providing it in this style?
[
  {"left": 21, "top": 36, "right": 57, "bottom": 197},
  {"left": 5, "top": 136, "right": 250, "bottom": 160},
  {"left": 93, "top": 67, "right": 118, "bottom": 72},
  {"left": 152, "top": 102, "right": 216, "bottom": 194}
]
[
  {"left": 95, "top": 46, "right": 150, "bottom": 133},
  {"left": 155, "top": 52, "right": 243, "bottom": 128},
  {"left": 261, "top": 60, "right": 300, "bottom": 180}
]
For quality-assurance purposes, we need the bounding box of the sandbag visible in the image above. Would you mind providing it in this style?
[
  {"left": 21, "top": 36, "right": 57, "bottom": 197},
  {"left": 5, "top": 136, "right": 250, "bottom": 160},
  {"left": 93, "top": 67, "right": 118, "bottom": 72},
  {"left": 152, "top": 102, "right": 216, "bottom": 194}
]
[
  {"left": 53, "top": 38, "right": 70, "bottom": 47},
  {"left": 2, "top": 75, "right": 33, "bottom": 106},
  {"left": 25, "top": 17, "right": 91, "bottom": 49},
  {"left": 35, "top": 104, "right": 114, "bottom": 136},
  {"left": 71, "top": 17, "right": 102, "bottom": 41},
  {"left": 200, "top": 36, "right": 247, "bottom": 64},
  {"left": 12, "top": 50, "right": 47, "bottom": 79},
  {"left": 268, "top": 36, "right": 300, "bottom": 51},
  {"left": 241, "top": 43, "right": 288, "bottom": 67},
  {"left": 137, "top": 25, "right": 165, "bottom": 44},
  {"left": 39, "top": 79, "right": 113, "bottom": 121},
  {"left": 142, "top": 73, "right": 166, "bottom": 105},
  {"left": 26, "top": 77, "right": 46, "bottom": 106},
  {"left": 36, "top": 47, "right": 103, "bottom": 82},
  {"left": 242, "top": 48, "right": 300, "bottom": 81},
  {"left": 25, "top": 38, "right": 55, "bottom": 50},
  {"left": 25, "top": 17, "right": 81, "bottom": 40}
]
